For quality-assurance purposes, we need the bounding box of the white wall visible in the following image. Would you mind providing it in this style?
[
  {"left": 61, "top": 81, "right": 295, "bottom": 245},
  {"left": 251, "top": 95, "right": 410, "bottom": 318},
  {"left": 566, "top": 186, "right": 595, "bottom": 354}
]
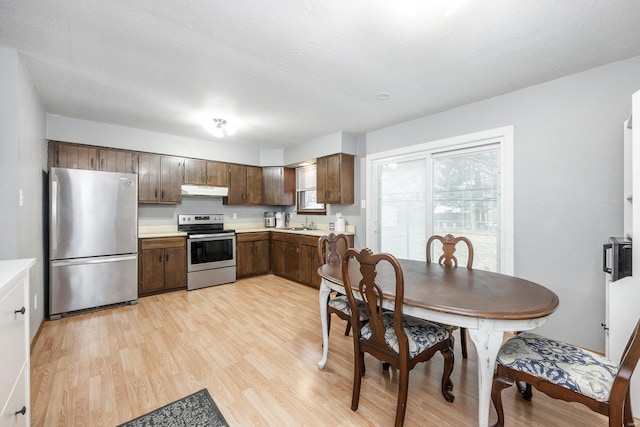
[
  {"left": 366, "top": 55, "right": 640, "bottom": 351},
  {"left": 0, "top": 48, "right": 47, "bottom": 341}
]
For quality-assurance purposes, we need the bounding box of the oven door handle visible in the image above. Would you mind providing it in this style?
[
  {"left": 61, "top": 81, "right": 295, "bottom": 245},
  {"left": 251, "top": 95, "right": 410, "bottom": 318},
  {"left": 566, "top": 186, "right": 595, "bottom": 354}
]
[{"left": 189, "top": 234, "right": 235, "bottom": 240}]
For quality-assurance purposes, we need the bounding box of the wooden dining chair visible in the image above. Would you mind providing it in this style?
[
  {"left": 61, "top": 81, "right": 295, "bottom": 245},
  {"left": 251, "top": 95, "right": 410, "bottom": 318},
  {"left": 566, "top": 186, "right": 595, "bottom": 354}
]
[
  {"left": 491, "top": 318, "right": 640, "bottom": 427},
  {"left": 317, "top": 233, "right": 368, "bottom": 337},
  {"left": 426, "top": 233, "right": 474, "bottom": 358},
  {"left": 342, "top": 248, "right": 455, "bottom": 427}
]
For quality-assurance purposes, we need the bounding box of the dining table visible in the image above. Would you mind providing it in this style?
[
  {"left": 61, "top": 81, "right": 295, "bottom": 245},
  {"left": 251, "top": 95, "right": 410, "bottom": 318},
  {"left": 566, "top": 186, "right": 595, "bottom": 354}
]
[{"left": 317, "top": 258, "right": 559, "bottom": 427}]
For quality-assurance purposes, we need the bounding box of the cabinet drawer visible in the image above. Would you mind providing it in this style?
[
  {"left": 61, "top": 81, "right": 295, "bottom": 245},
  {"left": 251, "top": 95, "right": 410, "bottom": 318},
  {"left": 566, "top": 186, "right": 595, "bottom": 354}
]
[
  {"left": 0, "top": 279, "right": 26, "bottom": 415},
  {"left": 236, "top": 232, "right": 269, "bottom": 243},
  {"left": 0, "top": 363, "right": 27, "bottom": 427},
  {"left": 140, "top": 237, "right": 185, "bottom": 250}
]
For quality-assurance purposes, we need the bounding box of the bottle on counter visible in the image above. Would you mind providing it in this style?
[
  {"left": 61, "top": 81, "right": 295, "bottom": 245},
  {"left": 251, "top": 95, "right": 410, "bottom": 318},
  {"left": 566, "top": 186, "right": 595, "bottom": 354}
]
[{"left": 335, "top": 213, "right": 345, "bottom": 232}]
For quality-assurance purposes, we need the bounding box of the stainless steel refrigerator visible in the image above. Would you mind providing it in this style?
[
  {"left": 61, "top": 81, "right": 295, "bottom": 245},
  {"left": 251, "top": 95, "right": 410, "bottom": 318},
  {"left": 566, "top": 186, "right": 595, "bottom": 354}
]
[{"left": 49, "top": 167, "right": 138, "bottom": 318}]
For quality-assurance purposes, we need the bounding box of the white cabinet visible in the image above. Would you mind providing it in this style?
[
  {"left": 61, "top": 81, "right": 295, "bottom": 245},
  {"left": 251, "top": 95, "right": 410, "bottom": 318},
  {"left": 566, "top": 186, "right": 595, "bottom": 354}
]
[
  {"left": 606, "top": 90, "right": 640, "bottom": 414},
  {"left": 0, "top": 259, "right": 34, "bottom": 427}
]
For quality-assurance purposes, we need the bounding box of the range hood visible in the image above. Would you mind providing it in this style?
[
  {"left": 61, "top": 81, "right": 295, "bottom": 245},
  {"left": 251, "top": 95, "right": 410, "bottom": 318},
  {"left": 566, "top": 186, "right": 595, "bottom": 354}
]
[{"left": 181, "top": 184, "right": 229, "bottom": 197}]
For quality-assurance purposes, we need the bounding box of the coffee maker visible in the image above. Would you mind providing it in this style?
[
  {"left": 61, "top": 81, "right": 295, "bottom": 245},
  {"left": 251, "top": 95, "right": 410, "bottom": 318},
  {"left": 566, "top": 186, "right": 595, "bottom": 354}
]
[{"left": 264, "top": 212, "right": 276, "bottom": 228}]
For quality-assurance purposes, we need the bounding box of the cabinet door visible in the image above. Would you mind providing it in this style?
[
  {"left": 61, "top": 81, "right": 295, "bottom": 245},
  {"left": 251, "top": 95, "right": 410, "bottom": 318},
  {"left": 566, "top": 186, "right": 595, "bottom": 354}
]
[
  {"left": 254, "top": 240, "right": 271, "bottom": 274},
  {"left": 316, "top": 155, "right": 329, "bottom": 203},
  {"left": 317, "top": 153, "right": 354, "bottom": 204},
  {"left": 310, "top": 245, "right": 322, "bottom": 288},
  {"left": 298, "top": 244, "right": 314, "bottom": 286},
  {"left": 236, "top": 241, "right": 255, "bottom": 278},
  {"left": 271, "top": 241, "right": 286, "bottom": 276},
  {"left": 245, "top": 166, "right": 263, "bottom": 204},
  {"left": 226, "top": 163, "right": 246, "bottom": 204},
  {"left": 160, "top": 156, "right": 184, "bottom": 203},
  {"left": 138, "top": 153, "right": 161, "bottom": 202},
  {"left": 98, "top": 148, "right": 138, "bottom": 173},
  {"left": 325, "top": 154, "right": 342, "bottom": 203},
  {"left": 140, "top": 248, "right": 165, "bottom": 293},
  {"left": 262, "top": 167, "right": 295, "bottom": 206},
  {"left": 207, "top": 161, "right": 229, "bottom": 187},
  {"left": 53, "top": 142, "right": 98, "bottom": 170},
  {"left": 262, "top": 167, "right": 281, "bottom": 205},
  {"left": 184, "top": 158, "right": 208, "bottom": 185},
  {"left": 164, "top": 246, "right": 187, "bottom": 289},
  {"left": 282, "top": 242, "right": 299, "bottom": 281}
]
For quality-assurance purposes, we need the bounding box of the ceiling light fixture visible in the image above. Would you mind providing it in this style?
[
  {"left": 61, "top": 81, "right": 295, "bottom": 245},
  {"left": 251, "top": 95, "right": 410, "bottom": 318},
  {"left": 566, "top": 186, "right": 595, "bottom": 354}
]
[
  {"left": 376, "top": 92, "right": 390, "bottom": 100},
  {"left": 203, "top": 118, "right": 237, "bottom": 138}
]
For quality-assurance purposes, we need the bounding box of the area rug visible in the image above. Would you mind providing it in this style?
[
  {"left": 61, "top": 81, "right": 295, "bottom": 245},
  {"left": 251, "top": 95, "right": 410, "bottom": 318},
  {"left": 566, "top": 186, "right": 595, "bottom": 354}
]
[{"left": 117, "top": 389, "right": 229, "bottom": 427}]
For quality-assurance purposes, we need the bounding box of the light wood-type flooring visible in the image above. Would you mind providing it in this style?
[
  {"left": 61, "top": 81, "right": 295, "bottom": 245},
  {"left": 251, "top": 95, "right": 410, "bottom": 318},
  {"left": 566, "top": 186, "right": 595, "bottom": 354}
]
[{"left": 32, "top": 274, "right": 618, "bottom": 426}]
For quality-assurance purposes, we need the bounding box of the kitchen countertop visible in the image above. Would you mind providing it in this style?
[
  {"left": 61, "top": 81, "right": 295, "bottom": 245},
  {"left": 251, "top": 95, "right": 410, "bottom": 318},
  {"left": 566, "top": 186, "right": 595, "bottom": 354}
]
[
  {"left": 138, "top": 223, "right": 354, "bottom": 238},
  {"left": 138, "top": 225, "right": 187, "bottom": 239}
]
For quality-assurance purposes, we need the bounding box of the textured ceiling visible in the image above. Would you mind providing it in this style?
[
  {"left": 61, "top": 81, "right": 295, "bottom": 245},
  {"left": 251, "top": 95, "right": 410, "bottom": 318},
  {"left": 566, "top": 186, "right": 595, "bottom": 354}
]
[{"left": 1, "top": 0, "right": 640, "bottom": 149}]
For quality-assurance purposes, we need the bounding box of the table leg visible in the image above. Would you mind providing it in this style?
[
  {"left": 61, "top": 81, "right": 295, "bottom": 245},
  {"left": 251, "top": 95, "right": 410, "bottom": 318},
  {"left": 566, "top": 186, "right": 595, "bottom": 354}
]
[
  {"left": 317, "top": 279, "right": 331, "bottom": 369},
  {"left": 467, "top": 320, "right": 503, "bottom": 427}
]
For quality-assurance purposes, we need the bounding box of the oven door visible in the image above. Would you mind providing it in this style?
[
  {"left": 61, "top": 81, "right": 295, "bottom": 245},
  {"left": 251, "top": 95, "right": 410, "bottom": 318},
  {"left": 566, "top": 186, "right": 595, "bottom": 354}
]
[{"left": 187, "top": 234, "right": 236, "bottom": 272}]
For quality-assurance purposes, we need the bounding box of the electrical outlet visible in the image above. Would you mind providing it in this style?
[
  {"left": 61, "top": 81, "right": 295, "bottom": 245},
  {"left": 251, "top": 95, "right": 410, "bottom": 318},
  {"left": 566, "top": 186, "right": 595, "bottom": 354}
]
[
  {"left": 232, "top": 213, "right": 237, "bottom": 219},
  {"left": 34, "top": 293, "right": 37, "bottom": 310}
]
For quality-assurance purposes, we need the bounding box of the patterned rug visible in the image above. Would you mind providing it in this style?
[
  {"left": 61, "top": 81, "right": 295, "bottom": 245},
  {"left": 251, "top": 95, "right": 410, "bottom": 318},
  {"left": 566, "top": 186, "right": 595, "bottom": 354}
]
[{"left": 117, "top": 389, "right": 229, "bottom": 427}]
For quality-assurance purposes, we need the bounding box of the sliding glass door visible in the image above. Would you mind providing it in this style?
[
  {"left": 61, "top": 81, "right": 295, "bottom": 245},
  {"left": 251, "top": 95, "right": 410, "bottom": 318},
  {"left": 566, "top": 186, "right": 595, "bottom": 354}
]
[
  {"left": 374, "top": 143, "right": 502, "bottom": 272},
  {"left": 432, "top": 146, "right": 499, "bottom": 271}
]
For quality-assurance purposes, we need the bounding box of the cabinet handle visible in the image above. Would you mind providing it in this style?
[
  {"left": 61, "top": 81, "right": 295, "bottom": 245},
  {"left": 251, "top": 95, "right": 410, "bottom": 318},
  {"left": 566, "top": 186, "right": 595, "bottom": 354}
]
[
  {"left": 14, "top": 307, "right": 25, "bottom": 315},
  {"left": 601, "top": 322, "right": 609, "bottom": 331},
  {"left": 162, "top": 190, "right": 165, "bottom": 199},
  {"left": 166, "top": 254, "right": 169, "bottom": 262},
  {"left": 100, "top": 158, "right": 104, "bottom": 169},
  {"left": 15, "top": 406, "right": 26, "bottom": 416},
  {"left": 159, "top": 254, "right": 163, "bottom": 262},
  {"left": 55, "top": 148, "right": 60, "bottom": 166},
  {"left": 155, "top": 189, "right": 158, "bottom": 199},
  {"left": 91, "top": 158, "right": 94, "bottom": 168}
]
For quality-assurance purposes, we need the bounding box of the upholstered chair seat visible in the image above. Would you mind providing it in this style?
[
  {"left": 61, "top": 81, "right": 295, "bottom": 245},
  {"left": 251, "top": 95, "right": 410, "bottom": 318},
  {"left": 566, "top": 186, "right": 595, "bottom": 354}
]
[
  {"left": 491, "top": 320, "right": 640, "bottom": 427},
  {"left": 361, "top": 312, "right": 451, "bottom": 358},
  {"left": 328, "top": 295, "right": 370, "bottom": 321},
  {"left": 497, "top": 332, "right": 618, "bottom": 402}
]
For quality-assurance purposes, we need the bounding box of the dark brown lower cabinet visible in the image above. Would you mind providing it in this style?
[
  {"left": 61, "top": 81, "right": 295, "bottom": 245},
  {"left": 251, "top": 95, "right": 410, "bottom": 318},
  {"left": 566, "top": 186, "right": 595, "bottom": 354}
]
[
  {"left": 237, "top": 232, "right": 271, "bottom": 278},
  {"left": 139, "top": 237, "right": 187, "bottom": 296},
  {"left": 269, "top": 232, "right": 353, "bottom": 288}
]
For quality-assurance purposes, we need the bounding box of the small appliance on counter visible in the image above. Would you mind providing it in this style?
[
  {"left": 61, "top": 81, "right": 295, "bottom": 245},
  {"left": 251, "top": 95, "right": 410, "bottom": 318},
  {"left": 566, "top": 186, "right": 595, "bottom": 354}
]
[
  {"left": 603, "top": 236, "right": 632, "bottom": 281},
  {"left": 285, "top": 212, "right": 291, "bottom": 228},
  {"left": 275, "top": 212, "right": 284, "bottom": 228},
  {"left": 264, "top": 211, "right": 276, "bottom": 228},
  {"left": 335, "top": 213, "right": 346, "bottom": 232}
]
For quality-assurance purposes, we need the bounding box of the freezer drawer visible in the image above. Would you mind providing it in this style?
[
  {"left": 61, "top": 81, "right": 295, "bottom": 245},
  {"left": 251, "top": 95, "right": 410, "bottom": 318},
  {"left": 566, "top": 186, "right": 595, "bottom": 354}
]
[{"left": 50, "top": 255, "right": 137, "bottom": 317}]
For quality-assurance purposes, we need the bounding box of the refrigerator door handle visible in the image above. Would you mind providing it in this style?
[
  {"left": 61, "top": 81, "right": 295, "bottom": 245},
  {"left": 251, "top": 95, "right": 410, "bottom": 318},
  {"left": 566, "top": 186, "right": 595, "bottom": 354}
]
[
  {"left": 51, "top": 179, "right": 58, "bottom": 251},
  {"left": 51, "top": 254, "right": 137, "bottom": 267}
]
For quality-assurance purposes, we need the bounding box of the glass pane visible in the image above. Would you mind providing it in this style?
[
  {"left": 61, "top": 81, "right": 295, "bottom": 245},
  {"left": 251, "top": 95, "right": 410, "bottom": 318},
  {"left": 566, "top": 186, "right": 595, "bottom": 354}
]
[
  {"left": 432, "top": 148, "right": 499, "bottom": 271},
  {"left": 378, "top": 159, "right": 427, "bottom": 260},
  {"left": 298, "top": 190, "right": 324, "bottom": 210}
]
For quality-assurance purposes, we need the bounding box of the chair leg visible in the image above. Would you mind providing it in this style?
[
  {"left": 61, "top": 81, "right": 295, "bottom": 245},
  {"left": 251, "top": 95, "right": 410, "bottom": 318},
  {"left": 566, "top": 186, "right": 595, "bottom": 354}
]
[
  {"left": 460, "top": 328, "right": 468, "bottom": 359},
  {"left": 440, "top": 343, "right": 455, "bottom": 402},
  {"left": 344, "top": 321, "right": 351, "bottom": 336},
  {"left": 395, "top": 366, "right": 410, "bottom": 427},
  {"left": 623, "top": 388, "right": 634, "bottom": 427},
  {"left": 491, "top": 374, "right": 513, "bottom": 427},
  {"left": 516, "top": 382, "right": 532, "bottom": 400},
  {"left": 351, "top": 349, "right": 364, "bottom": 411}
]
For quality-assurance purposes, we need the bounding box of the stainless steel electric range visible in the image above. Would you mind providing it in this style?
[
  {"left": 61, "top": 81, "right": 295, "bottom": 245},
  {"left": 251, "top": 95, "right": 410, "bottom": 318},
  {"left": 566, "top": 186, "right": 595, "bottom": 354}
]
[{"left": 178, "top": 214, "right": 236, "bottom": 290}]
